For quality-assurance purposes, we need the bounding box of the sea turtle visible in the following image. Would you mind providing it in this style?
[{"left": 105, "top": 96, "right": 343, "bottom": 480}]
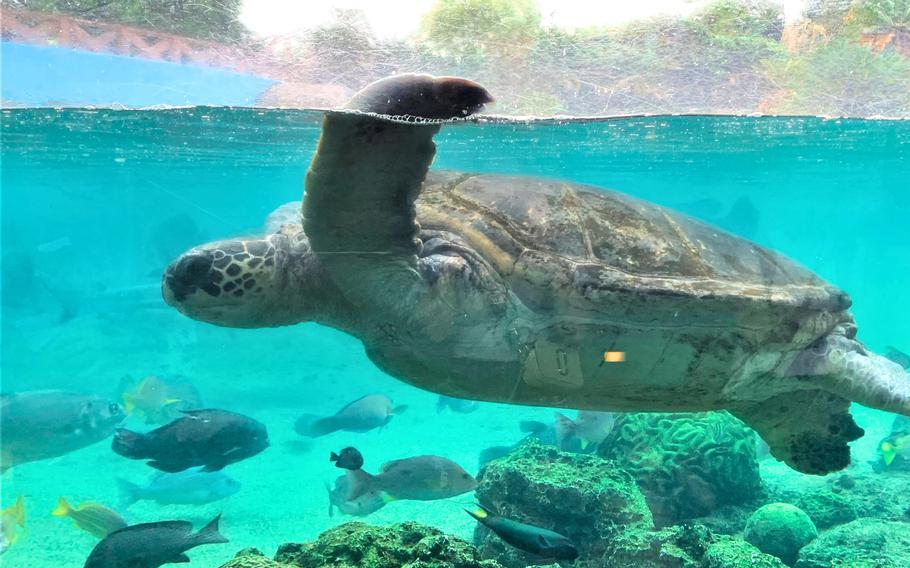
[{"left": 162, "top": 74, "right": 910, "bottom": 475}]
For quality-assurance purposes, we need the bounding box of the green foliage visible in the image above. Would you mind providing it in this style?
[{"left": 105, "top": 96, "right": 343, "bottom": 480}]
[
  {"left": 303, "top": 10, "right": 380, "bottom": 88},
  {"left": 693, "top": 0, "right": 784, "bottom": 39},
  {"left": 764, "top": 38, "right": 910, "bottom": 116},
  {"left": 273, "top": 522, "right": 502, "bottom": 568},
  {"left": 11, "top": 0, "right": 910, "bottom": 117},
  {"left": 12, "top": 0, "right": 247, "bottom": 41},
  {"left": 418, "top": 0, "right": 541, "bottom": 61},
  {"left": 853, "top": 0, "right": 910, "bottom": 28}
]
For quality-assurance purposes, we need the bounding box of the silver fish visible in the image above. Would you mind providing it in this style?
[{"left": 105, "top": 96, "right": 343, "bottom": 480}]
[
  {"left": 1, "top": 390, "right": 124, "bottom": 471},
  {"left": 295, "top": 394, "right": 408, "bottom": 437},
  {"left": 118, "top": 467, "right": 241, "bottom": 507}
]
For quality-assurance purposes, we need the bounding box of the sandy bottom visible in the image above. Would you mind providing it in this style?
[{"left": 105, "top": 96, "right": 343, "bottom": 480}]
[{"left": 0, "top": 304, "right": 897, "bottom": 567}]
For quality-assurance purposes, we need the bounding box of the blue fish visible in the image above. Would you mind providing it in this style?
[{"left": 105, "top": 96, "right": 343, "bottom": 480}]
[{"left": 117, "top": 467, "right": 241, "bottom": 507}]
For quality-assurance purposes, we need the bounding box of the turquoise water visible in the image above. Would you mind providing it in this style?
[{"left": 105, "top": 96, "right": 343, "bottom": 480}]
[{"left": 2, "top": 109, "right": 909, "bottom": 566}]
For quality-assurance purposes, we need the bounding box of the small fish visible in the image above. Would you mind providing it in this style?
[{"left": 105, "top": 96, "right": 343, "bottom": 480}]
[
  {"left": 112, "top": 409, "right": 268, "bottom": 472},
  {"left": 1, "top": 390, "right": 124, "bottom": 472},
  {"left": 117, "top": 468, "right": 241, "bottom": 508},
  {"left": 0, "top": 496, "right": 25, "bottom": 555},
  {"left": 880, "top": 432, "right": 910, "bottom": 466},
  {"left": 478, "top": 446, "right": 513, "bottom": 469},
  {"left": 325, "top": 476, "right": 387, "bottom": 517},
  {"left": 436, "top": 395, "right": 480, "bottom": 413},
  {"left": 295, "top": 394, "right": 408, "bottom": 437},
  {"left": 885, "top": 346, "right": 910, "bottom": 370},
  {"left": 36, "top": 236, "right": 73, "bottom": 254},
  {"left": 52, "top": 497, "right": 126, "bottom": 539},
  {"left": 519, "top": 419, "right": 558, "bottom": 446},
  {"left": 346, "top": 451, "right": 477, "bottom": 502},
  {"left": 466, "top": 505, "right": 578, "bottom": 560},
  {"left": 330, "top": 447, "right": 364, "bottom": 471},
  {"left": 83, "top": 514, "right": 228, "bottom": 568},
  {"left": 553, "top": 411, "right": 615, "bottom": 451},
  {"left": 121, "top": 376, "right": 184, "bottom": 425}
]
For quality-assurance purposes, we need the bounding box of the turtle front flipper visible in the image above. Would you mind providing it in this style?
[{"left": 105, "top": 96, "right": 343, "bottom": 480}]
[
  {"left": 730, "top": 391, "right": 863, "bottom": 475},
  {"left": 302, "top": 75, "right": 492, "bottom": 302}
]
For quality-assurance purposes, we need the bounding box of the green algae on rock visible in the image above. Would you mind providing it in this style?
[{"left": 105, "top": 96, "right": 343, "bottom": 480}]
[
  {"left": 473, "top": 439, "right": 652, "bottom": 566},
  {"left": 218, "top": 548, "right": 291, "bottom": 568},
  {"left": 599, "top": 411, "right": 764, "bottom": 527},
  {"left": 795, "top": 518, "right": 910, "bottom": 568},
  {"left": 704, "top": 538, "right": 787, "bottom": 568},
  {"left": 274, "top": 521, "right": 503, "bottom": 568},
  {"left": 795, "top": 489, "right": 857, "bottom": 529},
  {"left": 744, "top": 503, "right": 817, "bottom": 566},
  {"left": 594, "top": 523, "right": 786, "bottom": 568}
]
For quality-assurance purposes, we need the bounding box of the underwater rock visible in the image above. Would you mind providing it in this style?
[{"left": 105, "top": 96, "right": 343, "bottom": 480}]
[
  {"left": 274, "top": 521, "right": 503, "bottom": 568},
  {"left": 795, "top": 489, "right": 857, "bottom": 529},
  {"left": 602, "top": 524, "right": 786, "bottom": 568},
  {"left": 598, "top": 411, "right": 764, "bottom": 526},
  {"left": 689, "top": 504, "right": 755, "bottom": 535},
  {"left": 473, "top": 439, "right": 652, "bottom": 566},
  {"left": 601, "top": 523, "right": 708, "bottom": 568},
  {"left": 219, "top": 548, "right": 290, "bottom": 567},
  {"left": 704, "top": 538, "right": 787, "bottom": 568},
  {"left": 794, "top": 518, "right": 910, "bottom": 568},
  {"left": 744, "top": 503, "right": 817, "bottom": 566},
  {"left": 822, "top": 469, "right": 910, "bottom": 521}
]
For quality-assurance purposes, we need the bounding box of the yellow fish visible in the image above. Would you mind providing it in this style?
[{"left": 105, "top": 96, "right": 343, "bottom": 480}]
[
  {"left": 1, "top": 496, "right": 25, "bottom": 553},
  {"left": 122, "top": 376, "right": 182, "bottom": 424},
  {"left": 51, "top": 497, "right": 127, "bottom": 539},
  {"left": 880, "top": 433, "right": 910, "bottom": 466}
]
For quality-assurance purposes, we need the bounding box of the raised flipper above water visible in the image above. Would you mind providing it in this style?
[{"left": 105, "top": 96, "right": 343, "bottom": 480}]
[{"left": 301, "top": 74, "right": 492, "bottom": 302}]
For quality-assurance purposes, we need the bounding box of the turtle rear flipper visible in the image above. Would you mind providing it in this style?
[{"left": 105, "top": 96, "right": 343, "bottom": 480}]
[
  {"left": 788, "top": 327, "right": 910, "bottom": 415},
  {"left": 731, "top": 390, "right": 863, "bottom": 475}
]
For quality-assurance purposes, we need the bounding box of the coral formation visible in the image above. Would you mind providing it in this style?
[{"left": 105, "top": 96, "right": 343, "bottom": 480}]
[
  {"left": 744, "top": 503, "right": 817, "bottom": 566},
  {"left": 274, "top": 521, "right": 503, "bottom": 568},
  {"left": 795, "top": 518, "right": 910, "bottom": 568},
  {"left": 599, "top": 411, "right": 764, "bottom": 526},
  {"left": 795, "top": 489, "right": 856, "bottom": 529},
  {"left": 584, "top": 524, "right": 785, "bottom": 568},
  {"left": 704, "top": 538, "right": 787, "bottom": 568},
  {"left": 218, "top": 549, "right": 290, "bottom": 567},
  {"left": 835, "top": 469, "right": 910, "bottom": 520},
  {"left": 473, "top": 438, "right": 652, "bottom": 566}
]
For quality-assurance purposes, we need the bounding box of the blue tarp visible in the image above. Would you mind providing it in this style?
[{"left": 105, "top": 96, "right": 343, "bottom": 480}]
[{"left": 1, "top": 41, "right": 275, "bottom": 107}]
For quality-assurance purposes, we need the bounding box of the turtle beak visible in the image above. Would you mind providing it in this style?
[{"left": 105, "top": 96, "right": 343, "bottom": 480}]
[{"left": 162, "top": 252, "right": 216, "bottom": 304}]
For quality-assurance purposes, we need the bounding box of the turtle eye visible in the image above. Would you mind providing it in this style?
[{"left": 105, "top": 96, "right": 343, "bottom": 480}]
[{"left": 109, "top": 403, "right": 122, "bottom": 415}]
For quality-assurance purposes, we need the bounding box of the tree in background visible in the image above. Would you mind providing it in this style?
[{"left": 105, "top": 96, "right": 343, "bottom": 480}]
[
  {"left": 6, "top": 0, "right": 247, "bottom": 42},
  {"left": 302, "top": 9, "right": 382, "bottom": 88},
  {"left": 418, "top": 0, "right": 541, "bottom": 63},
  {"left": 765, "top": 38, "right": 910, "bottom": 115},
  {"left": 6, "top": 0, "right": 910, "bottom": 116},
  {"left": 852, "top": 0, "right": 910, "bottom": 28},
  {"left": 763, "top": 0, "right": 910, "bottom": 116}
]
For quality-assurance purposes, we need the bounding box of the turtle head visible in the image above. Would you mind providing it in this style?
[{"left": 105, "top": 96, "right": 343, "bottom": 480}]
[{"left": 162, "top": 227, "right": 319, "bottom": 328}]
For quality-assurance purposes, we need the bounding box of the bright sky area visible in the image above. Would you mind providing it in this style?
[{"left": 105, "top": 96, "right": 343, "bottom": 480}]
[{"left": 240, "top": 0, "right": 809, "bottom": 39}]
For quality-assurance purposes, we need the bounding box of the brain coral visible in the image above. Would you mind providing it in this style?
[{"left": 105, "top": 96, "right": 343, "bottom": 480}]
[{"left": 599, "top": 411, "right": 764, "bottom": 526}]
